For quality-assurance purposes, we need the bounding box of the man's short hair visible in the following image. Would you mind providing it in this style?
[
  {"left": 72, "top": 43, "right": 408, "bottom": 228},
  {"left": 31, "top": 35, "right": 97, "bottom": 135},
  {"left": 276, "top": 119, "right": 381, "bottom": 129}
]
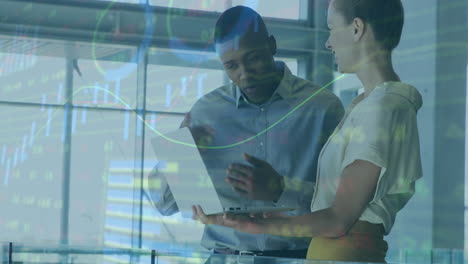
[
  {"left": 214, "top": 5, "right": 269, "bottom": 44},
  {"left": 331, "top": 0, "right": 404, "bottom": 51}
]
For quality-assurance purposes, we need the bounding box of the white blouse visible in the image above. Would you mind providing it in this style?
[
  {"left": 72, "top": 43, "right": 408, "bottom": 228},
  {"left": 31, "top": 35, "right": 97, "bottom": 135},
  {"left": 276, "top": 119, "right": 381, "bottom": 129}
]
[{"left": 310, "top": 82, "right": 423, "bottom": 234}]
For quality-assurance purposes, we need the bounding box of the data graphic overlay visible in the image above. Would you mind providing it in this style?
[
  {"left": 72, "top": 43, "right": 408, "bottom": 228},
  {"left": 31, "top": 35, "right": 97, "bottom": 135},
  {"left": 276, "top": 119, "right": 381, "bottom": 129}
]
[{"left": 0, "top": 105, "right": 65, "bottom": 244}]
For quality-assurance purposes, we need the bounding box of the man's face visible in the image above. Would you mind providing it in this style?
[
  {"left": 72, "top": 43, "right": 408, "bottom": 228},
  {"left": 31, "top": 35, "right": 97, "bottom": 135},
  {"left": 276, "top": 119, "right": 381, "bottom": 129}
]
[{"left": 216, "top": 33, "right": 278, "bottom": 104}]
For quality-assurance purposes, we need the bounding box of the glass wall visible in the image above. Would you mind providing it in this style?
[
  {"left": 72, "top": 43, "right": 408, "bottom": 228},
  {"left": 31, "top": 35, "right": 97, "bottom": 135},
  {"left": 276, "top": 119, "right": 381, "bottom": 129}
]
[
  {"left": 146, "top": 63, "right": 225, "bottom": 113},
  {"left": 0, "top": 10, "right": 301, "bottom": 262},
  {"left": 465, "top": 61, "right": 468, "bottom": 249},
  {"left": 0, "top": 105, "right": 64, "bottom": 244},
  {"left": 2, "top": 1, "right": 467, "bottom": 263},
  {"left": 464, "top": 2, "right": 468, "bottom": 249},
  {"left": 98, "top": 0, "right": 303, "bottom": 20},
  {"left": 231, "top": 0, "right": 301, "bottom": 20}
]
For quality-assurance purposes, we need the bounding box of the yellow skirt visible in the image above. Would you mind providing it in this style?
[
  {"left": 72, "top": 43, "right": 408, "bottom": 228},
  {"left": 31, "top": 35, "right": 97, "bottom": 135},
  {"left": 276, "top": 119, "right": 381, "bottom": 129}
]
[{"left": 307, "top": 221, "right": 388, "bottom": 263}]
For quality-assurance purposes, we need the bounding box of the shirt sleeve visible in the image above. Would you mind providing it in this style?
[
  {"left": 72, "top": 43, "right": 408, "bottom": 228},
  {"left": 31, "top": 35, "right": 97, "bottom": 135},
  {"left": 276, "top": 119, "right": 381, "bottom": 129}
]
[
  {"left": 146, "top": 164, "right": 179, "bottom": 216},
  {"left": 341, "top": 101, "right": 393, "bottom": 172},
  {"left": 341, "top": 98, "right": 421, "bottom": 203}
]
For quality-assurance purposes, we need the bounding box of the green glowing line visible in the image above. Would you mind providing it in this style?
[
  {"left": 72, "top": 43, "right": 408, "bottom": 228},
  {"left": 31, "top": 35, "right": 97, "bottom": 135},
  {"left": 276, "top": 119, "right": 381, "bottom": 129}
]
[
  {"left": 166, "top": 0, "right": 175, "bottom": 40},
  {"left": 13, "top": 74, "right": 346, "bottom": 152},
  {"left": 146, "top": 73, "right": 347, "bottom": 149},
  {"left": 92, "top": 1, "right": 115, "bottom": 76}
]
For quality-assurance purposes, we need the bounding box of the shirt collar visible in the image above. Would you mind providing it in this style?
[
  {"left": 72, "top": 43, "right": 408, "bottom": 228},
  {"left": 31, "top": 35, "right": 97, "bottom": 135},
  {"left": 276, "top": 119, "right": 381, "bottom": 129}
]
[{"left": 234, "top": 61, "right": 294, "bottom": 108}]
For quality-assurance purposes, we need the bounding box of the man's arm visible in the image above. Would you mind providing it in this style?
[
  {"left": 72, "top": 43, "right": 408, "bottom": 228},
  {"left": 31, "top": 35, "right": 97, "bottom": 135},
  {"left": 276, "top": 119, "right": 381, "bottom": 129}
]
[{"left": 257, "top": 159, "right": 381, "bottom": 237}]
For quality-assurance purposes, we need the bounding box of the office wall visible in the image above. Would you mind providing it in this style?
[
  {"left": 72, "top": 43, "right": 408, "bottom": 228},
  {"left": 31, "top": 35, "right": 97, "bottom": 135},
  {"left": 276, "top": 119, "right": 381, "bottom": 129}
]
[
  {"left": 387, "top": 0, "right": 468, "bottom": 260},
  {"left": 387, "top": 0, "right": 437, "bottom": 256}
]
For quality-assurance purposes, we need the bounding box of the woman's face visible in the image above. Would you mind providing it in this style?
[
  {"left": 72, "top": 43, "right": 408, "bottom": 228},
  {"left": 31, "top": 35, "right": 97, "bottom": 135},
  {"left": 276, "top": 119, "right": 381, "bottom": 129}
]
[{"left": 325, "top": 2, "right": 357, "bottom": 73}]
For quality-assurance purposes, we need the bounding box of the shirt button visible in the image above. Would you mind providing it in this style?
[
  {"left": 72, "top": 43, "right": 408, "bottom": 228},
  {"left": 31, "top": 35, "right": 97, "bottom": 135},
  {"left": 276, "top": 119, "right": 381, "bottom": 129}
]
[
  {"left": 260, "top": 108, "right": 265, "bottom": 112},
  {"left": 260, "top": 142, "right": 264, "bottom": 146}
]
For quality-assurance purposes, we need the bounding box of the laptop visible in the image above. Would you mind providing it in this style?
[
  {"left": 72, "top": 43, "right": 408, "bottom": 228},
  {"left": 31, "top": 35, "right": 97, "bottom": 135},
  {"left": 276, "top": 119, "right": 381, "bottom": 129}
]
[{"left": 151, "top": 127, "right": 295, "bottom": 217}]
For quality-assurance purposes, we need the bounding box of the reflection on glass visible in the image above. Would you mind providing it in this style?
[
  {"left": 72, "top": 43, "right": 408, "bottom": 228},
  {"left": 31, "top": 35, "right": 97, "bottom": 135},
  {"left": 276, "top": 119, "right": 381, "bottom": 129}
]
[
  {"left": 143, "top": 113, "right": 184, "bottom": 194},
  {"left": 0, "top": 106, "right": 64, "bottom": 244},
  {"left": 142, "top": 114, "right": 207, "bottom": 254},
  {"left": 14, "top": 252, "right": 61, "bottom": 263},
  {"left": 0, "top": 51, "right": 65, "bottom": 105},
  {"left": 332, "top": 71, "right": 361, "bottom": 109},
  {"left": 6, "top": 244, "right": 468, "bottom": 264},
  {"left": 10, "top": 245, "right": 157, "bottom": 264},
  {"left": 146, "top": 64, "right": 225, "bottom": 113},
  {"left": 151, "top": 0, "right": 228, "bottom": 12},
  {"left": 232, "top": 0, "right": 300, "bottom": 20},
  {"left": 140, "top": 196, "right": 206, "bottom": 254},
  {"left": 465, "top": 63, "right": 468, "bottom": 248},
  {"left": 279, "top": 57, "right": 298, "bottom": 76},
  {"left": 96, "top": 0, "right": 140, "bottom": 4},
  {"left": 151, "top": 0, "right": 301, "bottom": 19},
  {"left": 146, "top": 57, "right": 297, "bottom": 113},
  {"left": 73, "top": 59, "right": 138, "bottom": 109},
  {"left": 95, "top": 0, "right": 302, "bottom": 20},
  {"left": 69, "top": 109, "right": 137, "bottom": 258}
]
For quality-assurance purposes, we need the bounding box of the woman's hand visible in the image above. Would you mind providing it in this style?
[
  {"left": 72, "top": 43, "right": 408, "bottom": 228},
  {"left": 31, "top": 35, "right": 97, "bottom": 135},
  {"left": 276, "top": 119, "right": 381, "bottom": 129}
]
[
  {"left": 192, "top": 205, "right": 264, "bottom": 233},
  {"left": 222, "top": 213, "right": 268, "bottom": 234},
  {"left": 191, "top": 205, "right": 226, "bottom": 225},
  {"left": 192, "top": 205, "right": 290, "bottom": 235}
]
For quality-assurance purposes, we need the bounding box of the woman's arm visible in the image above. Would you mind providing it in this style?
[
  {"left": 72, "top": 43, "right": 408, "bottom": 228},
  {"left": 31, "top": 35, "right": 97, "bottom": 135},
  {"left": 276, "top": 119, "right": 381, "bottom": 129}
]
[{"left": 194, "top": 159, "right": 381, "bottom": 238}]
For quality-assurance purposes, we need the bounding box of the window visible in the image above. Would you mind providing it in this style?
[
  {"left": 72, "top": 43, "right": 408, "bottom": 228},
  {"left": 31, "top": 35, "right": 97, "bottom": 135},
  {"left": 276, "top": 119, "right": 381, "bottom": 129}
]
[
  {"left": 69, "top": 110, "right": 138, "bottom": 247},
  {"left": 141, "top": 117, "right": 207, "bottom": 252},
  {"left": 331, "top": 71, "right": 361, "bottom": 109},
  {"left": 232, "top": 0, "right": 301, "bottom": 20},
  {"left": 73, "top": 59, "right": 138, "bottom": 109},
  {"left": 96, "top": 0, "right": 140, "bottom": 4},
  {"left": 146, "top": 64, "right": 225, "bottom": 113},
  {"left": 0, "top": 40, "right": 302, "bottom": 261},
  {"left": 0, "top": 105, "right": 64, "bottom": 244},
  {"left": 280, "top": 57, "right": 299, "bottom": 76},
  {"left": 0, "top": 53, "right": 65, "bottom": 105},
  {"left": 94, "top": 0, "right": 302, "bottom": 20},
  {"left": 465, "top": 63, "right": 468, "bottom": 249},
  {"left": 0, "top": 1, "right": 308, "bottom": 259},
  {"left": 146, "top": 49, "right": 226, "bottom": 113},
  {"left": 152, "top": 0, "right": 302, "bottom": 19},
  {"left": 151, "top": 0, "right": 228, "bottom": 12}
]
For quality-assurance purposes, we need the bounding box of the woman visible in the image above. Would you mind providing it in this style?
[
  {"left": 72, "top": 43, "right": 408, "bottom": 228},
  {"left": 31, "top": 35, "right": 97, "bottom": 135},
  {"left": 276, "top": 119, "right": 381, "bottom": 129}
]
[{"left": 194, "top": 0, "right": 423, "bottom": 262}]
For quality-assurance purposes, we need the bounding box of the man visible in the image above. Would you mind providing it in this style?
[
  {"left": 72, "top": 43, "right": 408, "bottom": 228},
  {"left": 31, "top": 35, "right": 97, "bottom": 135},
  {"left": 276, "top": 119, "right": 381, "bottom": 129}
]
[{"left": 147, "top": 5, "right": 344, "bottom": 259}]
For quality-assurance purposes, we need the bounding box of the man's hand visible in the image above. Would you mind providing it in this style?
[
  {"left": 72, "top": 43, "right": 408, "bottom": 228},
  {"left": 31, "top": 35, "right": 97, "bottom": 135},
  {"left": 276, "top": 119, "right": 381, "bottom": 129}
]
[{"left": 226, "top": 153, "right": 284, "bottom": 201}]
